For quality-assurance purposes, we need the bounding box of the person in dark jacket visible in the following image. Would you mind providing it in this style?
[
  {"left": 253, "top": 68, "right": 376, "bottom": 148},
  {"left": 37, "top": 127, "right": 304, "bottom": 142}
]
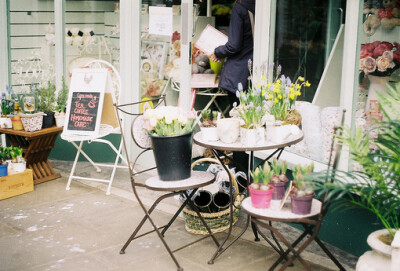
[{"left": 210, "top": 0, "right": 256, "bottom": 106}]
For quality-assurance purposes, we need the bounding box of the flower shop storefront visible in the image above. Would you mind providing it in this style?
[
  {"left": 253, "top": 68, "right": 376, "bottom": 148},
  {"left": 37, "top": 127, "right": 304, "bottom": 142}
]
[{"left": 0, "top": 0, "right": 399, "bottom": 267}]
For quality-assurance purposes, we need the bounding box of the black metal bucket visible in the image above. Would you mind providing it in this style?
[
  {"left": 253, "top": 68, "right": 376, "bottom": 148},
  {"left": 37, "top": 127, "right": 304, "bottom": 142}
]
[{"left": 150, "top": 132, "right": 193, "bottom": 181}]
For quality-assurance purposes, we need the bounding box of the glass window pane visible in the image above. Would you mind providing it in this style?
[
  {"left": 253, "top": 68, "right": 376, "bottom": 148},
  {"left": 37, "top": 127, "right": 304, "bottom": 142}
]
[
  {"left": 273, "top": 0, "right": 343, "bottom": 102},
  {"left": 64, "top": 1, "right": 120, "bottom": 76}
]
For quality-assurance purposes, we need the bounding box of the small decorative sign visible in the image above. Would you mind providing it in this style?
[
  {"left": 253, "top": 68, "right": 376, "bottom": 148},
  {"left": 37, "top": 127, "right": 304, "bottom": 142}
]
[
  {"left": 63, "top": 68, "right": 110, "bottom": 136},
  {"left": 149, "top": 7, "right": 173, "bottom": 36}
]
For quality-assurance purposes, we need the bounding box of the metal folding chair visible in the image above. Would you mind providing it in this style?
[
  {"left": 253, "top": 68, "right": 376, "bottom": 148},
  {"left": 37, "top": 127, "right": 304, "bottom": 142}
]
[
  {"left": 241, "top": 110, "right": 347, "bottom": 271},
  {"left": 115, "top": 100, "right": 220, "bottom": 271},
  {"left": 62, "top": 60, "right": 128, "bottom": 195}
]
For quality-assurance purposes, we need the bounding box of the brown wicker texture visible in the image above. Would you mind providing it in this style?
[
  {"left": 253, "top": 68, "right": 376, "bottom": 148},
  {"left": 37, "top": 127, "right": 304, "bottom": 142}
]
[{"left": 183, "top": 158, "right": 244, "bottom": 235}]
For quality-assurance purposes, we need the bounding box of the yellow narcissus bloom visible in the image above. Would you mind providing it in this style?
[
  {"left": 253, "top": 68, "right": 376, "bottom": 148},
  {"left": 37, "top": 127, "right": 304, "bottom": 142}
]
[
  {"left": 268, "top": 94, "right": 273, "bottom": 99},
  {"left": 305, "top": 81, "right": 311, "bottom": 87},
  {"left": 298, "top": 76, "right": 305, "bottom": 82},
  {"left": 278, "top": 94, "right": 282, "bottom": 99},
  {"left": 274, "top": 98, "right": 278, "bottom": 104},
  {"left": 289, "top": 93, "right": 295, "bottom": 100},
  {"left": 296, "top": 91, "right": 301, "bottom": 96}
]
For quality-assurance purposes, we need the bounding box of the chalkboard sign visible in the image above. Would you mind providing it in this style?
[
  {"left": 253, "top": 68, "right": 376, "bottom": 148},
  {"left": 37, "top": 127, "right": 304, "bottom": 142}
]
[
  {"left": 67, "top": 92, "right": 101, "bottom": 132},
  {"left": 63, "top": 68, "right": 109, "bottom": 136}
]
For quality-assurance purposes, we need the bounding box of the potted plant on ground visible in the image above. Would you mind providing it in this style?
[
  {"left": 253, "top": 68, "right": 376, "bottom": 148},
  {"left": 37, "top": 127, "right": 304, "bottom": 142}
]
[
  {"left": 309, "top": 83, "right": 400, "bottom": 271},
  {"left": 55, "top": 77, "right": 69, "bottom": 127},
  {"left": 269, "top": 158, "right": 289, "bottom": 200},
  {"left": 199, "top": 109, "right": 219, "bottom": 141},
  {"left": 143, "top": 105, "right": 196, "bottom": 181},
  {"left": 290, "top": 163, "right": 315, "bottom": 215},
  {"left": 248, "top": 162, "right": 275, "bottom": 208}
]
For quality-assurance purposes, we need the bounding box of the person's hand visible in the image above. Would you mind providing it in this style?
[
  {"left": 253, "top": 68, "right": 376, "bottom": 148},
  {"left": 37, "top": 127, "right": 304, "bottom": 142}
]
[{"left": 210, "top": 53, "right": 220, "bottom": 63}]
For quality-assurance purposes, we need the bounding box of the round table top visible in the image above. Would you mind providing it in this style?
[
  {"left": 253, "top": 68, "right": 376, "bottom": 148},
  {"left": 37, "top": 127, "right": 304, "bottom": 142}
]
[
  {"left": 145, "top": 171, "right": 215, "bottom": 191},
  {"left": 193, "top": 130, "right": 304, "bottom": 152},
  {"left": 241, "top": 197, "right": 321, "bottom": 222}
]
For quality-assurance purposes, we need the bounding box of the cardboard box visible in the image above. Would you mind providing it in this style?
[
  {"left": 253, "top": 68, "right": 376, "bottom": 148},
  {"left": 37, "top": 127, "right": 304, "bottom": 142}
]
[{"left": 0, "top": 169, "right": 34, "bottom": 200}]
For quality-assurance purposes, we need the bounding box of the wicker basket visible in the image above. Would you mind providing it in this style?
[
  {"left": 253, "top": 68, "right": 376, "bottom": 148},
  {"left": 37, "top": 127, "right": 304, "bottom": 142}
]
[
  {"left": 20, "top": 113, "right": 44, "bottom": 132},
  {"left": 183, "top": 158, "right": 244, "bottom": 235}
]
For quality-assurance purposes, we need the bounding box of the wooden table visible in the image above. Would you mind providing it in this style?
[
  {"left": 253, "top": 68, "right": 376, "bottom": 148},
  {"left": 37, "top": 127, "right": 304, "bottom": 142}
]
[{"left": 0, "top": 126, "right": 63, "bottom": 184}]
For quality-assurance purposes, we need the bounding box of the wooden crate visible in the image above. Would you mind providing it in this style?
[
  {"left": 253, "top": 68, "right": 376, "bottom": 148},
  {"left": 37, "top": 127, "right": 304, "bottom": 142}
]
[{"left": 0, "top": 169, "right": 34, "bottom": 200}]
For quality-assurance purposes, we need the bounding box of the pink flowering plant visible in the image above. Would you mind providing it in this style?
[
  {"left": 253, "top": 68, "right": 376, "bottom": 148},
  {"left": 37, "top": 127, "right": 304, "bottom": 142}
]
[
  {"left": 360, "top": 41, "right": 400, "bottom": 77},
  {"left": 143, "top": 106, "right": 196, "bottom": 136}
]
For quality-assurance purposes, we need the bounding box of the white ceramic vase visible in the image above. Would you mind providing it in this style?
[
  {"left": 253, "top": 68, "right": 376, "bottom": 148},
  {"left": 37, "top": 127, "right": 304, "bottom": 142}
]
[
  {"left": 200, "top": 126, "right": 219, "bottom": 141},
  {"left": 12, "top": 162, "right": 26, "bottom": 173},
  {"left": 55, "top": 114, "right": 66, "bottom": 127},
  {"left": 217, "top": 118, "right": 240, "bottom": 144},
  {"left": 356, "top": 229, "right": 400, "bottom": 271}
]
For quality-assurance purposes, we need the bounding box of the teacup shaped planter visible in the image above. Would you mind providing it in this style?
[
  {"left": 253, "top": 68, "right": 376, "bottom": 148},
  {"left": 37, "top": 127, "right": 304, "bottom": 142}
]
[
  {"left": 200, "top": 126, "right": 219, "bottom": 141},
  {"left": 217, "top": 118, "right": 240, "bottom": 144},
  {"left": 248, "top": 183, "right": 275, "bottom": 209},
  {"left": 240, "top": 127, "right": 265, "bottom": 146}
]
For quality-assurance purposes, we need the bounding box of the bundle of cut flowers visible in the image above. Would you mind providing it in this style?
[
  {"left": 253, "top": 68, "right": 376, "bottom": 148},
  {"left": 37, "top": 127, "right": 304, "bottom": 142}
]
[
  {"left": 360, "top": 41, "right": 400, "bottom": 77},
  {"left": 143, "top": 106, "right": 196, "bottom": 137}
]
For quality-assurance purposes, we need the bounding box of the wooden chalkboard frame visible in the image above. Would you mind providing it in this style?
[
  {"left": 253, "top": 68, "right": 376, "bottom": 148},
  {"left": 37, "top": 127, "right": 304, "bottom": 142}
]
[{"left": 63, "top": 68, "right": 108, "bottom": 136}]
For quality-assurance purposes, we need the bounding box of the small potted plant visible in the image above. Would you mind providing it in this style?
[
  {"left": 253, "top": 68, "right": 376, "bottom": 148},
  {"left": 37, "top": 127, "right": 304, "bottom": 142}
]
[
  {"left": 36, "top": 81, "right": 56, "bottom": 128},
  {"left": 234, "top": 82, "right": 267, "bottom": 146},
  {"left": 55, "top": 77, "right": 69, "bottom": 127},
  {"left": 200, "top": 109, "right": 219, "bottom": 141},
  {"left": 269, "top": 159, "right": 289, "bottom": 200},
  {"left": 290, "top": 163, "right": 315, "bottom": 215},
  {"left": 248, "top": 162, "right": 275, "bottom": 208},
  {"left": 19, "top": 83, "right": 44, "bottom": 132},
  {"left": 10, "top": 147, "right": 25, "bottom": 172},
  {"left": 0, "top": 85, "right": 15, "bottom": 129},
  {"left": 0, "top": 147, "right": 10, "bottom": 176}
]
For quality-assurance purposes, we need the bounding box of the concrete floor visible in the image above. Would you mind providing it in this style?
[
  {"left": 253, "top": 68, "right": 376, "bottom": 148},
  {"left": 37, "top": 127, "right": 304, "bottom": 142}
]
[{"left": 0, "top": 160, "right": 357, "bottom": 271}]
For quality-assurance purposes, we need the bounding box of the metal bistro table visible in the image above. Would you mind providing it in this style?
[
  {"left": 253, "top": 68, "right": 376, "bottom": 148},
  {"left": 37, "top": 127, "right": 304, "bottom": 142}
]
[{"left": 193, "top": 131, "right": 304, "bottom": 264}]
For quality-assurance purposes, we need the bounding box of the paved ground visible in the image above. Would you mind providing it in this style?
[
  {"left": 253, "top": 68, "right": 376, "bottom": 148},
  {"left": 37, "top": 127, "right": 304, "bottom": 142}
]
[{"left": 0, "top": 160, "right": 357, "bottom": 271}]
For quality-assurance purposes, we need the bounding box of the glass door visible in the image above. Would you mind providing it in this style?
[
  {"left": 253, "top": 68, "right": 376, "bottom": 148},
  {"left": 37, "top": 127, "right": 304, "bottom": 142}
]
[{"left": 272, "top": 0, "right": 345, "bottom": 102}]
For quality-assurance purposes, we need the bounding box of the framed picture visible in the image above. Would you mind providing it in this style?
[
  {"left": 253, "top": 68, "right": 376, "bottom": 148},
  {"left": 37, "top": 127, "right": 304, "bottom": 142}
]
[
  {"left": 18, "top": 94, "right": 37, "bottom": 114},
  {"left": 141, "top": 40, "right": 169, "bottom": 79}
]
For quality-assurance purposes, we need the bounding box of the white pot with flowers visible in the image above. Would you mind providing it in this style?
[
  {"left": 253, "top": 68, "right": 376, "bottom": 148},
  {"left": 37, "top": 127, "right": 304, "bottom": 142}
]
[
  {"left": 200, "top": 109, "right": 219, "bottom": 141},
  {"left": 10, "top": 147, "right": 26, "bottom": 172},
  {"left": 0, "top": 85, "right": 15, "bottom": 129},
  {"left": 233, "top": 81, "right": 267, "bottom": 146}
]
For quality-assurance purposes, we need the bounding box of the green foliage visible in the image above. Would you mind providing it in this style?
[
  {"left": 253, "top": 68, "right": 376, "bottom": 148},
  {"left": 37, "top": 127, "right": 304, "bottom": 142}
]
[
  {"left": 270, "top": 158, "right": 281, "bottom": 176},
  {"left": 292, "top": 163, "right": 314, "bottom": 192},
  {"left": 56, "top": 77, "right": 69, "bottom": 113},
  {"left": 36, "top": 81, "right": 56, "bottom": 113},
  {"left": 310, "top": 117, "right": 400, "bottom": 237},
  {"left": 377, "top": 82, "right": 400, "bottom": 121},
  {"left": 251, "top": 161, "right": 272, "bottom": 185},
  {"left": 0, "top": 146, "right": 23, "bottom": 163}
]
